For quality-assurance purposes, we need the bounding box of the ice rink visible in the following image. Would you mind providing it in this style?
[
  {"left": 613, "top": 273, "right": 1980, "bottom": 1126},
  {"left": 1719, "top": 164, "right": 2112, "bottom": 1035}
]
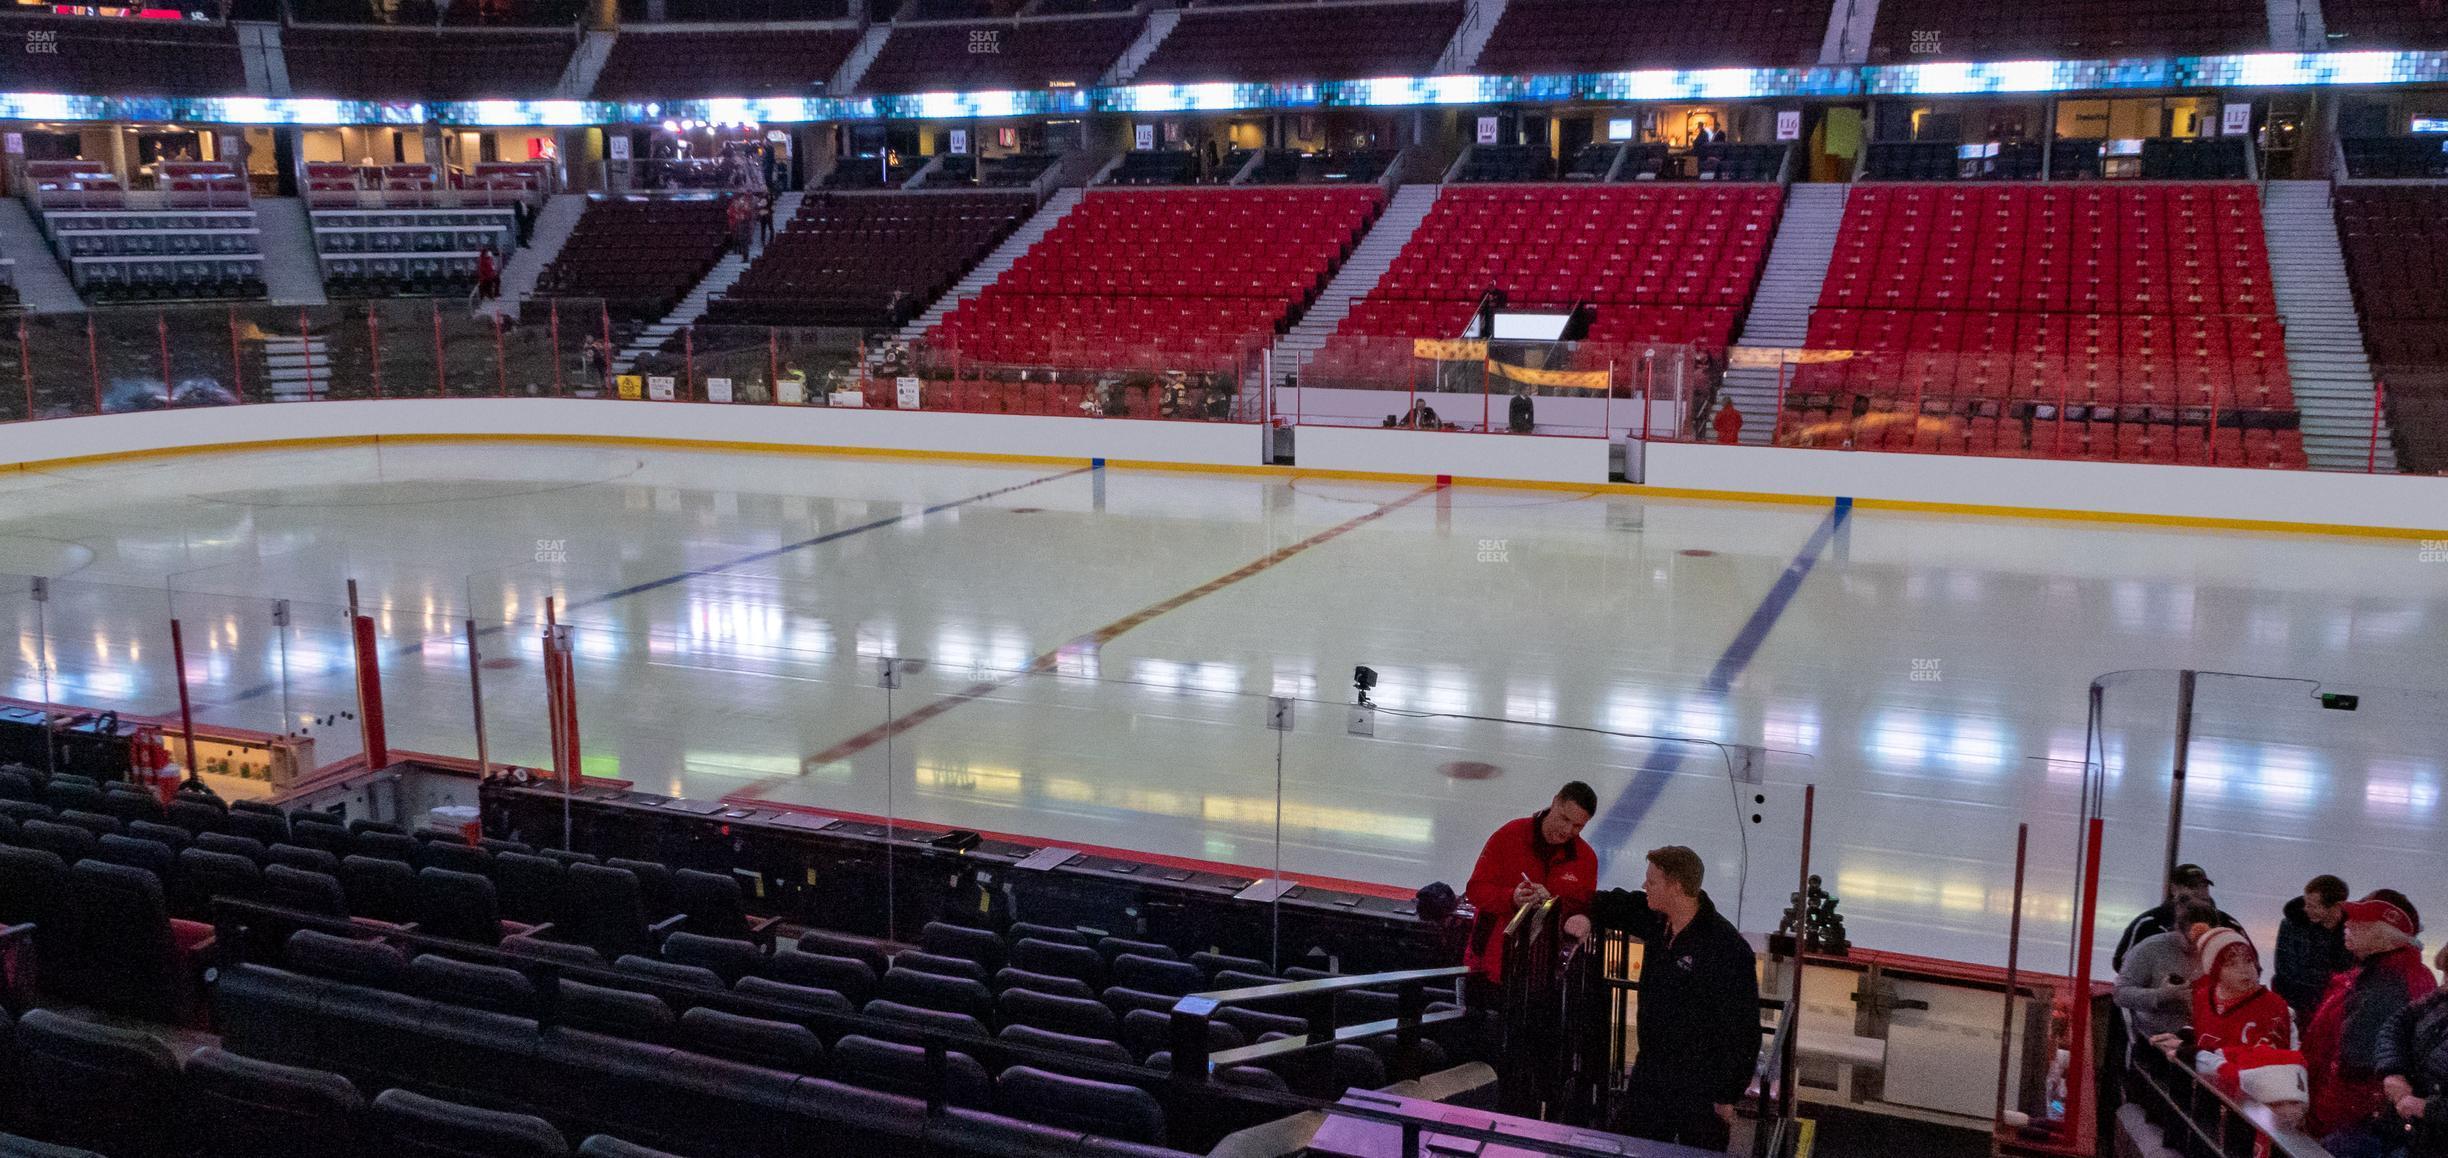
[{"left": 3, "top": 440, "right": 2442, "bottom": 973}]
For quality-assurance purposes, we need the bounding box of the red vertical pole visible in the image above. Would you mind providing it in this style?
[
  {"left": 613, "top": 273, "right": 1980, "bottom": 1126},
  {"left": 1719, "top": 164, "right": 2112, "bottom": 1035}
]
[
  {"left": 432, "top": 304, "right": 447, "bottom": 397},
  {"left": 2369, "top": 379, "right": 2385, "bottom": 474},
  {"left": 367, "top": 307, "right": 384, "bottom": 399},
  {"left": 560, "top": 631, "right": 580, "bottom": 777},
  {"left": 226, "top": 306, "right": 245, "bottom": 402},
  {"left": 683, "top": 326, "right": 695, "bottom": 401},
  {"left": 2066, "top": 815, "right": 2106, "bottom": 1138},
  {"left": 157, "top": 313, "right": 173, "bottom": 406},
  {"left": 1994, "top": 823, "right": 2031, "bottom": 1131},
  {"left": 350, "top": 612, "right": 389, "bottom": 770},
  {"left": 492, "top": 312, "right": 508, "bottom": 398},
  {"left": 169, "top": 619, "right": 199, "bottom": 775},
  {"left": 298, "top": 309, "right": 316, "bottom": 402},
  {"left": 86, "top": 316, "right": 103, "bottom": 414},
  {"left": 543, "top": 598, "right": 564, "bottom": 782}
]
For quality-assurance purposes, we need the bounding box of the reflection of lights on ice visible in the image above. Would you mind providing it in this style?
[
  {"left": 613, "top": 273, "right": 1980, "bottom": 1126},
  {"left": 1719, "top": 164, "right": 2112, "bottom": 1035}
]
[{"left": 2364, "top": 761, "right": 2439, "bottom": 819}]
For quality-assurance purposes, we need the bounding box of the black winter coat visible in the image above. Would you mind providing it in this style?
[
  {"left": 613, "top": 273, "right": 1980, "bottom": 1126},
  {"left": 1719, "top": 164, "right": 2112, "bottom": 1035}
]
[
  {"left": 2274, "top": 896, "right": 2352, "bottom": 1025},
  {"left": 1591, "top": 888, "right": 1762, "bottom": 1106}
]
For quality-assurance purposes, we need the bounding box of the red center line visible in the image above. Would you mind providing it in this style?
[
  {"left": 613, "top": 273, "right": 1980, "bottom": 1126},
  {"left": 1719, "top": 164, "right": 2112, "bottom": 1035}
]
[{"left": 725, "top": 479, "right": 1447, "bottom": 802}]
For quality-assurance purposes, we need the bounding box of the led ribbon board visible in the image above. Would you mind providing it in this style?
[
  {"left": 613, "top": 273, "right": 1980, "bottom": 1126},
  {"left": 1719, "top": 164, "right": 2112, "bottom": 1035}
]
[{"left": 5, "top": 51, "right": 2446, "bottom": 126}]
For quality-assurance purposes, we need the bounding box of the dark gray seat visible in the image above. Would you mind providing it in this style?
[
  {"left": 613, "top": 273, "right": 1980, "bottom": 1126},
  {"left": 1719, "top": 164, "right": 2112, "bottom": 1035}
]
[
  {"left": 367, "top": 1088, "right": 570, "bottom": 1158},
  {"left": 677, "top": 1006, "right": 825, "bottom": 1073},
  {"left": 658, "top": 930, "right": 762, "bottom": 983},
  {"left": 340, "top": 855, "right": 420, "bottom": 924},
  {"left": 1110, "top": 953, "right": 1204, "bottom": 996},
  {"left": 181, "top": 1046, "right": 366, "bottom": 1158},
  {"left": 860, "top": 998, "right": 988, "bottom": 1040},
  {"left": 262, "top": 864, "right": 351, "bottom": 918},
  {"left": 1009, "top": 938, "right": 1103, "bottom": 988},
  {"left": 832, "top": 1034, "right": 992, "bottom": 1107},
  {"left": 876, "top": 967, "right": 995, "bottom": 1023},
  {"left": 991, "top": 967, "right": 1097, "bottom": 1001},
  {"left": 918, "top": 920, "right": 1007, "bottom": 971},
  {"left": 999, "top": 986, "right": 1120, "bottom": 1040},
  {"left": 15, "top": 1008, "right": 185, "bottom": 1157},
  {"left": 612, "top": 953, "right": 725, "bottom": 992},
  {"left": 996, "top": 1064, "right": 1167, "bottom": 1146},
  {"left": 731, "top": 974, "right": 852, "bottom": 1013},
  {"left": 996, "top": 1023, "right": 1135, "bottom": 1066}
]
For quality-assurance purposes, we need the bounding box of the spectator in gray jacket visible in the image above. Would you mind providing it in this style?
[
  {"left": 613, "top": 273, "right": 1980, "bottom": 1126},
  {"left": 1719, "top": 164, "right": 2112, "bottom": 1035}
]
[{"left": 2119, "top": 900, "right": 2216, "bottom": 1038}]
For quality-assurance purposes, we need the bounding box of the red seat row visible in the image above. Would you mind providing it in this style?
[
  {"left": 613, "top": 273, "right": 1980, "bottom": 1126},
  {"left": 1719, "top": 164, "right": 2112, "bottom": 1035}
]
[{"left": 926, "top": 188, "right": 1383, "bottom": 371}]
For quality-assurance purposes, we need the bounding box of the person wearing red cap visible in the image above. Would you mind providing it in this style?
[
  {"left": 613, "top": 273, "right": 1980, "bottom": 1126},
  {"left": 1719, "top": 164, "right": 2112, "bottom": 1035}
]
[{"left": 2304, "top": 890, "right": 2439, "bottom": 1143}]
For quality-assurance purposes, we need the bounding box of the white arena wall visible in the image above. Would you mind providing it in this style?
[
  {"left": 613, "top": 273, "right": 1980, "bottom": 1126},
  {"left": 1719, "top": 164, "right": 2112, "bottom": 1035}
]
[{"left": 2, "top": 400, "right": 2441, "bottom": 536}]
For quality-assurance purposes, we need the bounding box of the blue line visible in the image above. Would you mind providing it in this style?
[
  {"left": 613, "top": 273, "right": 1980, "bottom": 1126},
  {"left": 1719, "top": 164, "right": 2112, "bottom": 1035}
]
[
  {"left": 210, "top": 465, "right": 1092, "bottom": 709},
  {"left": 1587, "top": 498, "right": 1853, "bottom": 854}
]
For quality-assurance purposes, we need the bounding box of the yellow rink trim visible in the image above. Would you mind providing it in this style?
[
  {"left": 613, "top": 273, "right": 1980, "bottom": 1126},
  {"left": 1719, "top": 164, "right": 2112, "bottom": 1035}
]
[{"left": 4, "top": 429, "right": 2441, "bottom": 541}]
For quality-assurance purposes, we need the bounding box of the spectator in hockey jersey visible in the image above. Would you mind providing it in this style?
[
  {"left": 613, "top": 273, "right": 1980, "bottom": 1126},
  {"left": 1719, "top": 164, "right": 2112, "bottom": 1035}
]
[{"left": 2154, "top": 925, "right": 2294, "bottom": 1073}]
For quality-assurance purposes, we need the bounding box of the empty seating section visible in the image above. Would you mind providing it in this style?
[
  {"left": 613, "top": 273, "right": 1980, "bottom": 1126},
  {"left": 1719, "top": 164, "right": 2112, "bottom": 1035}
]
[
  {"left": 1800, "top": 184, "right": 2303, "bottom": 466},
  {"left": 314, "top": 209, "right": 518, "bottom": 299},
  {"left": 707, "top": 193, "right": 1034, "bottom": 328},
  {"left": 857, "top": 17, "right": 1138, "bottom": 92},
  {"left": 282, "top": 27, "right": 577, "bottom": 100},
  {"left": 1867, "top": 0, "right": 2270, "bottom": 60},
  {"left": 592, "top": 29, "right": 862, "bottom": 99},
  {"left": 25, "top": 161, "right": 264, "bottom": 303},
  {"left": 1132, "top": 1, "right": 1463, "bottom": 83},
  {"left": 0, "top": 14, "right": 243, "bottom": 95},
  {"left": 619, "top": 0, "right": 851, "bottom": 19},
  {"left": 2335, "top": 186, "right": 2448, "bottom": 473},
  {"left": 928, "top": 188, "right": 1383, "bottom": 370},
  {"left": 2320, "top": 0, "right": 2448, "bottom": 46},
  {"left": 0, "top": 776, "right": 1461, "bottom": 1157},
  {"left": 1473, "top": 0, "right": 1833, "bottom": 71},
  {"left": 2340, "top": 137, "right": 2448, "bottom": 180},
  {"left": 1318, "top": 185, "right": 1780, "bottom": 387},
  {"left": 541, "top": 198, "right": 732, "bottom": 319}
]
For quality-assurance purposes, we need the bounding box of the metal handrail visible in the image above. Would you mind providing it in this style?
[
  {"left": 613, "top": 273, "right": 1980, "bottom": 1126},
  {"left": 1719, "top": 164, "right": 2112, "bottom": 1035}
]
[
  {"left": 2119, "top": 1024, "right": 2331, "bottom": 1158},
  {"left": 1166, "top": 964, "right": 1470, "bottom": 1084}
]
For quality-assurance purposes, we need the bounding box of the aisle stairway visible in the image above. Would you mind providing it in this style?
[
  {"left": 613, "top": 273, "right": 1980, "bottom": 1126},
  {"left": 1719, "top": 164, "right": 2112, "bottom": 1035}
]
[
  {"left": 0, "top": 198, "right": 85, "bottom": 313},
  {"left": 487, "top": 194, "right": 587, "bottom": 318},
  {"left": 252, "top": 196, "right": 328, "bottom": 307},
  {"left": 607, "top": 192, "right": 797, "bottom": 373},
  {"left": 2262, "top": 180, "right": 2396, "bottom": 472},
  {"left": 1718, "top": 183, "right": 1848, "bottom": 443},
  {"left": 897, "top": 188, "right": 1084, "bottom": 343},
  {"left": 1270, "top": 184, "right": 1442, "bottom": 375}
]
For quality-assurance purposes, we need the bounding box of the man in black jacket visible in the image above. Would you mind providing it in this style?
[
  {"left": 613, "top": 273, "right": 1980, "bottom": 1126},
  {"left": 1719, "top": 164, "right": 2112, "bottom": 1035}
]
[
  {"left": 2112, "top": 863, "right": 2243, "bottom": 972},
  {"left": 2276, "top": 874, "right": 2354, "bottom": 1031},
  {"left": 1592, "top": 846, "right": 1761, "bottom": 1150}
]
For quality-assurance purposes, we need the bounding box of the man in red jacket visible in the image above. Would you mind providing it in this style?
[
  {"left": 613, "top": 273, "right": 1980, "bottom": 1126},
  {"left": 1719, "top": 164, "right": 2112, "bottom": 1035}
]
[{"left": 1463, "top": 781, "right": 1601, "bottom": 991}]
